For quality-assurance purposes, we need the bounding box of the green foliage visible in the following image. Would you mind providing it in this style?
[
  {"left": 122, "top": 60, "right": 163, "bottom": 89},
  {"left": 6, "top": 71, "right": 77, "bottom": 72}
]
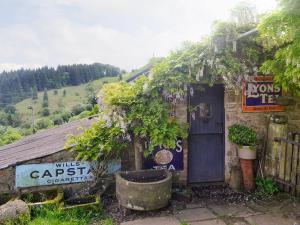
[
  {"left": 3, "top": 212, "right": 30, "bottom": 225},
  {"left": 29, "top": 204, "right": 107, "bottom": 225},
  {"left": 63, "top": 89, "right": 66, "bottom": 97},
  {"left": 228, "top": 124, "right": 257, "bottom": 146},
  {"left": 65, "top": 119, "right": 128, "bottom": 161},
  {"left": 0, "top": 126, "right": 23, "bottom": 146},
  {"left": 0, "top": 111, "right": 9, "bottom": 126},
  {"left": 258, "top": 0, "right": 300, "bottom": 94},
  {"left": 69, "top": 111, "right": 91, "bottom": 122},
  {"left": 0, "top": 63, "right": 120, "bottom": 107},
  {"left": 71, "top": 104, "right": 86, "bottom": 116},
  {"left": 53, "top": 90, "right": 58, "bottom": 95},
  {"left": 89, "top": 105, "right": 99, "bottom": 116},
  {"left": 31, "top": 86, "right": 38, "bottom": 100},
  {"left": 66, "top": 4, "right": 263, "bottom": 162},
  {"left": 52, "top": 116, "right": 64, "bottom": 126},
  {"left": 4, "top": 105, "right": 16, "bottom": 114},
  {"left": 41, "top": 107, "right": 50, "bottom": 117},
  {"left": 42, "top": 88, "right": 49, "bottom": 108},
  {"left": 85, "top": 82, "right": 97, "bottom": 105},
  {"left": 256, "top": 177, "right": 279, "bottom": 196},
  {"left": 35, "top": 118, "right": 54, "bottom": 130}
]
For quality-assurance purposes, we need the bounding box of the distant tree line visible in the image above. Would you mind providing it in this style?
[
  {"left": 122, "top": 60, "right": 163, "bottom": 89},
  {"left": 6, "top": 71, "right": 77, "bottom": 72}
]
[{"left": 0, "top": 63, "right": 121, "bottom": 107}]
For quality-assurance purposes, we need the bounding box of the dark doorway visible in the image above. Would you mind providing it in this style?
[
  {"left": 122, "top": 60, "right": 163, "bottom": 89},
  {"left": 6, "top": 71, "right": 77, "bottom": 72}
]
[{"left": 188, "top": 84, "right": 225, "bottom": 183}]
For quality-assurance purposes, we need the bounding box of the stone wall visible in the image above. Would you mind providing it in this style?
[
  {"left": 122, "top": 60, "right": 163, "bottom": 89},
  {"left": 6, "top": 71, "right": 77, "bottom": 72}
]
[
  {"left": 224, "top": 90, "right": 300, "bottom": 183},
  {"left": 0, "top": 150, "right": 93, "bottom": 195}
]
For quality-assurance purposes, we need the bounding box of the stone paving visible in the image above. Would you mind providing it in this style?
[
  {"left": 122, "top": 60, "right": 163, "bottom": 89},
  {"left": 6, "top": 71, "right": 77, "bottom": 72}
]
[{"left": 120, "top": 199, "right": 300, "bottom": 225}]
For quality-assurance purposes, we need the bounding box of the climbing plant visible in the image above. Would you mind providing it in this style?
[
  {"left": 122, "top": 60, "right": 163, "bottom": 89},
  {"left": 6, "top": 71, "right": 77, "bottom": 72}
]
[
  {"left": 258, "top": 0, "right": 300, "bottom": 94},
  {"left": 66, "top": 13, "right": 265, "bottom": 161}
]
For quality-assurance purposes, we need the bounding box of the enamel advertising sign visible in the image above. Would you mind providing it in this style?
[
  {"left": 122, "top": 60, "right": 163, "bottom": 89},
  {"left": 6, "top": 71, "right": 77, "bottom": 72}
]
[
  {"left": 242, "top": 76, "right": 285, "bottom": 112},
  {"left": 16, "top": 161, "right": 121, "bottom": 188},
  {"left": 144, "top": 138, "right": 183, "bottom": 171}
]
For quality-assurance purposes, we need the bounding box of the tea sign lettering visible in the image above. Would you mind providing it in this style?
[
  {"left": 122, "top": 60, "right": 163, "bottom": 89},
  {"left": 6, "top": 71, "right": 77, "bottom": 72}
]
[{"left": 242, "top": 76, "right": 285, "bottom": 112}]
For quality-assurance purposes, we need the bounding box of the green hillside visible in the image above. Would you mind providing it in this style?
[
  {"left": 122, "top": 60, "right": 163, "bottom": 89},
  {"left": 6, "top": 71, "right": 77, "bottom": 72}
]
[{"left": 15, "top": 76, "right": 118, "bottom": 122}]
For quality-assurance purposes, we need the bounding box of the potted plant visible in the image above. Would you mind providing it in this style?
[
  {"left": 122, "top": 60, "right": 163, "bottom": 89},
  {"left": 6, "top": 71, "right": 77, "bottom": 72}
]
[{"left": 228, "top": 123, "right": 257, "bottom": 191}]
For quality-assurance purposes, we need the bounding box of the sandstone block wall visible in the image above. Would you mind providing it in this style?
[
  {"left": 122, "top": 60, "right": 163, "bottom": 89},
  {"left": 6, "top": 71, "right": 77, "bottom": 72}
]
[{"left": 224, "top": 90, "right": 300, "bottom": 183}]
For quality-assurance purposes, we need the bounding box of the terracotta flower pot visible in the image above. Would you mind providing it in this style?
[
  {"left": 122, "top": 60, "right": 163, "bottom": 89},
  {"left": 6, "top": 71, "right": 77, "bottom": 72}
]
[
  {"left": 240, "top": 159, "right": 255, "bottom": 191},
  {"left": 238, "top": 146, "right": 256, "bottom": 191}
]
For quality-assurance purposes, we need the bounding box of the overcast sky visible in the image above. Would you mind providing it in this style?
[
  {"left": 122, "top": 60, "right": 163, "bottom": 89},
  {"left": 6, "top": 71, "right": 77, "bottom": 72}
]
[{"left": 0, "top": 0, "right": 277, "bottom": 72}]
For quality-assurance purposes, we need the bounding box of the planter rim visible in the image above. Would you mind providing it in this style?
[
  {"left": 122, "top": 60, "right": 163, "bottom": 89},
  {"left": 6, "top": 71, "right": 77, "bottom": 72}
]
[
  {"left": 238, "top": 145, "right": 255, "bottom": 150},
  {"left": 116, "top": 169, "right": 172, "bottom": 186}
]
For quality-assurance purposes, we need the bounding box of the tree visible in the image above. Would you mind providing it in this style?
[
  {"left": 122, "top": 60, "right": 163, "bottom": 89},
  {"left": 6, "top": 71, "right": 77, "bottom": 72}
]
[
  {"left": 0, "top": 63, "right": 121, "bottom": 107},
  {"left": 85, "top": 82, "right": 97, "bottom": 105},
  {"left": 42, "top": 88, "right": 49, "bottom": 108},
  {"left": 258, "top": 0, "right": 300, "bottom": 93},
  {"left": 4, "top": 105, "right": 16, "bottom": 114},
  {"left": 230, "top": 1, "right": 257, "bottom": 25},
  {"left": 41, "top": 107, "right": 50, "bottom": 117},
  {"left": 0, "top": 111, "right": 8, "bottom": 126},
  {"left": 31, "top": 86, "right": 38, "bottom": 100}
]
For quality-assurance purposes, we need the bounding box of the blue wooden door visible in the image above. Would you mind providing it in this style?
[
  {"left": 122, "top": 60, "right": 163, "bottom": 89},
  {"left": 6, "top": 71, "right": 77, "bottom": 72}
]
[{"left": 188, "top": 84, "right": 225, "bottom": 183}]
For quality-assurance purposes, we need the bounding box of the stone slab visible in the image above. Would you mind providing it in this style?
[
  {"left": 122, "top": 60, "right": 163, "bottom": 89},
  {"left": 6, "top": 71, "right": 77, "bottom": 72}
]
[
  {"left": 245, "top": 214, "right": 300, "bottom": 225},
  {"left": 186, "top": 202, "right": 205, "bottom": 209},
  {"left": 189, "top": 219, "right": 226, "bottom": 225},
  {"left": 209, "top": 204, "right": 258, "bottom": 218},
  {"left": 120, "top": 216, "right": 180, "bottom": 225},
  {"left": 175, "top": 207, "right": 216, "bottom": 222}
]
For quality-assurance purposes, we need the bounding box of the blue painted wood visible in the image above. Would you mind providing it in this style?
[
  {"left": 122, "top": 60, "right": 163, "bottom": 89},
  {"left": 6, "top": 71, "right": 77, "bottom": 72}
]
[{"left": 188, "top": 84, "right": 225, "bottom": 183}]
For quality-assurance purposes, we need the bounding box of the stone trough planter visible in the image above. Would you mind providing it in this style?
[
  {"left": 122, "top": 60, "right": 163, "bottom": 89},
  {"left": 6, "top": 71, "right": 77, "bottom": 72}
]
[
  {"left": 116, "top": 170, "right": 172, "bottom": 211},
  {"left": 21, "top": 190, "right": 63, "bottom": 208},
  {"left": 62, "top": 194, "right": 100, "bottom": 210}
]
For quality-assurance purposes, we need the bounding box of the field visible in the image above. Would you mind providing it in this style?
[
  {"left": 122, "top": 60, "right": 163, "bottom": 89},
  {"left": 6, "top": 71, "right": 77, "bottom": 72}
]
[{"left": 15, "top": 76, "right": 120, "bottom": 122}]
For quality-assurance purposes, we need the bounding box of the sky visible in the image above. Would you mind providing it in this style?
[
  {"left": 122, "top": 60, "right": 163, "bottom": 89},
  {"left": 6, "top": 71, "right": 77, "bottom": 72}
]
[{"left": 0, "top": 0, "right": 277, "bottom": 72}]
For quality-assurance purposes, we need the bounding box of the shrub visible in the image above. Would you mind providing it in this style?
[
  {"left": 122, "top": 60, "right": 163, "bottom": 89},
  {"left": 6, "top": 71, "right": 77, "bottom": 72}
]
[
  {"left": 228, "top": 124, "right": 257, "bottom": 146},
  {"left": 52, "top": 116, "right": 64, "bottom": 126},
  {"left": 71, "top": 104, "right": 85, "bottom": 116},
  {"left": 256, "top": 178, "right": 279, "bottom": 196},
  {"left": 42, "top": 99, "right": 49, "bottom": 108},
  {"left": 35, "top": 118, "right": 53, "bottom": 130},
  {"left": 41, "top": 108, "right": 50, "bottom": 117},
  {"left": 0, "top": 126, "right": 23, "bottom": 146},
  {"left": 60, "top": 111, "right": 72, "bottom": 122},
  {"left": 85, "top": 104, "right": 93, "bottom": 111},
  {"left": 53, "top": 90, "right": 58, "bottom": 95},
  {"left": 69, "top": 111, "right": 90, "bottom": 122}
]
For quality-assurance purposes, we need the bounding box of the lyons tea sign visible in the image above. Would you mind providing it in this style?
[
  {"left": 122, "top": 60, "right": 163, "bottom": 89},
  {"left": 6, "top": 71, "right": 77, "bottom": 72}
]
[
  {"left": 16, "top": 161, "right": 121, "bottom": 188},
  {"left": 144, "top": 138, "right": 183, "bottom": 171},
  {"left": 242, "top": 76, "right": 285, "bottom": 112}
]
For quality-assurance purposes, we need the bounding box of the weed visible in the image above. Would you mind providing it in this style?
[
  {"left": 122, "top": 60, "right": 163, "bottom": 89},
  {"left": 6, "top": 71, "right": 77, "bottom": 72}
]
[{"left": 256, "top": 177, "right": 279, "bottom": 196}]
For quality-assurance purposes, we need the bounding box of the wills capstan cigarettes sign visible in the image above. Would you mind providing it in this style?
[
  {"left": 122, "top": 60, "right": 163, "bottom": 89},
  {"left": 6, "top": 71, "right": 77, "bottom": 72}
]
[
  {"left": 242, "top": 76, "right": 285, "bottom": 112},
  {"left": 16, "top": 161, "right": 121, "bottom": 188}
]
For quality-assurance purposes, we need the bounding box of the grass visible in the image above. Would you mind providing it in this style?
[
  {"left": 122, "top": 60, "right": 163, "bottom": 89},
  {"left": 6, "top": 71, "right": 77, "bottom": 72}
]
[
  {"left": 15, "top": 72, "right": 135, "bottom": 123},
  {"left": 15, "top": 76, "right": 119, "bottom": 122},
  {"left": 28, "top": 204, "right": 113, "bottom": 225}
]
